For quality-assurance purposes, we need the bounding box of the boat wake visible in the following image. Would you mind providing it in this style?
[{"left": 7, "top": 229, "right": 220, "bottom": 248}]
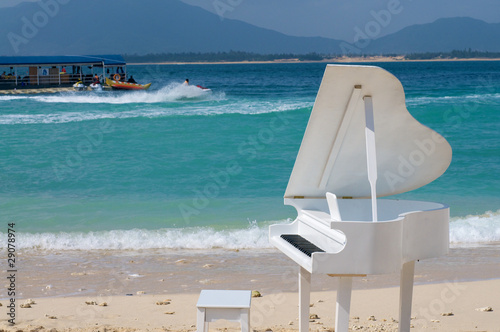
[
  {"left": 0, "top": 83, "right": 223, "bottom": 105},
  {"left": 407, "top": 92, "right": 500, "bottom": 106},
  {"left": 0, "top": 99, "right": 311, "bottom": 124}
]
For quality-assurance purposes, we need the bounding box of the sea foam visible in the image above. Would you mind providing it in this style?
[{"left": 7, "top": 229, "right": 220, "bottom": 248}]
[
  {"left": 30, "top": 83, "right": 222, "bottom": 105},
  {"left": 407, "top": 92, "right": 500, "bottom": 106},
  {"left": 1, "top": 211, "right": 499, "bottom": 251},
  {"left": 449, "top": 210, "right": 500, "bottom": 244},
  {"left": 2, "top": 223, "right": 273, "bottom": 251},
  {"left": 0, "top": 96, "right": 311, "bottom": 125}
]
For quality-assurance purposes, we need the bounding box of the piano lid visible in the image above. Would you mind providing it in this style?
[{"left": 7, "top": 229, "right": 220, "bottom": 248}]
[{"left": 285, "top": 65, "right": 452, "bottom": 199}]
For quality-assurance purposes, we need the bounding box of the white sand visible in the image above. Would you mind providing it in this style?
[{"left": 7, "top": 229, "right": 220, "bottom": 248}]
[
  {"left": 2, "top": 279, "right": 499, "bottom": 331},
  {"left": 2, "top": 247, "right": 499, "bottom": 331}
]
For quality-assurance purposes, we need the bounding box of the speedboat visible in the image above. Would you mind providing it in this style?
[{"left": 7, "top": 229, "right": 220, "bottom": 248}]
[{"left": 106, "top": 78, "right": 151, "bottom": 90}]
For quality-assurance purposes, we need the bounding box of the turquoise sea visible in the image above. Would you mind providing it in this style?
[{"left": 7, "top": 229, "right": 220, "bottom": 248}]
[{"left": 0, "top": 61, "right": 499, "bottom": 250}]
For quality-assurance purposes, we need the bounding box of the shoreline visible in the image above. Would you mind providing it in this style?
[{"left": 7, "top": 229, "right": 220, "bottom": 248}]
[
  {"left": 2, "top": 245, "right": 500, "bottom": 298},
  {"left": 127, "top": 57, "right": 500, "bottom": 65}
]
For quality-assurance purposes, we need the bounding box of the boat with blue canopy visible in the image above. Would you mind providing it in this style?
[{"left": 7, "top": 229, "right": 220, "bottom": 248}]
[{"left": 0, "top": 54, "right": 144, "bottom": 93}]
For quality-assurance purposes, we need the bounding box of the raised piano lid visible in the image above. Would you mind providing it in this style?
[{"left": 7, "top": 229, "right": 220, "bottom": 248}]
[{"left": 285, "top": 65, "right": 452, "bottom": 199}]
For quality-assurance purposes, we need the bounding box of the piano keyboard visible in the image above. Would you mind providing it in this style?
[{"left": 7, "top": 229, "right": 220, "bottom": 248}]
[{"left": 280, "top": 234, "right": 325, "bottom": 257}]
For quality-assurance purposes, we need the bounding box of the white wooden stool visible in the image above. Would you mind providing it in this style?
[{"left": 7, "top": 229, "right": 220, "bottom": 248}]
[{"left": 196, "top": 290, "right": 251, "bottom": 332}]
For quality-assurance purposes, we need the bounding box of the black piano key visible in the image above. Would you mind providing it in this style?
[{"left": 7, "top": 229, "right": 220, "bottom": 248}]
[{"left": 280, "top": 234, "right": 325, "bottom": 257}]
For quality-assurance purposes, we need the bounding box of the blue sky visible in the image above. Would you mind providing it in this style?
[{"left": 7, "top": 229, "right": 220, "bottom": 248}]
[{"left": 3, "top": 0, "right": 500, "bottom": 41}]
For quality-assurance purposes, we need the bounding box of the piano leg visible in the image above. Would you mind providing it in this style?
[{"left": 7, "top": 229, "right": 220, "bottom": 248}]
[
  {"left": 335, "top": 277, "right": 353, "bottom": 332},
  {"left": 398, "top": 261, "right": 416, "bottom": 332},
  {"left": 299, "top": 267, "right": 311, "bottom": 332}
]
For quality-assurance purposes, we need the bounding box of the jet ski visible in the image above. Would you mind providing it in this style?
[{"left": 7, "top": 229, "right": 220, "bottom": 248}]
[{"left": 73, "top": 81, "right": 87, "bottom": 91}]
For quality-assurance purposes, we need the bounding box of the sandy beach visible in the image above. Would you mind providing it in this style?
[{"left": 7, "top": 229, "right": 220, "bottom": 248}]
[
  {"left": 127, "top": 57, "right": 500, "bottom": 66},
  {"left": 1, "top": 279, "right": 500, "bottom": 332},
  {"left": 1, "top": 246, "right": 499, "bottom": 331}
]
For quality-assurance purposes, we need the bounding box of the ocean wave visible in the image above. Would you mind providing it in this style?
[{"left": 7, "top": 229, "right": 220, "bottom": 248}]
[
  {"left": 0, "top": 100, "right": 311, "bottom": 125},
  {"left": 1, "top": 211, "right": 498, "bottom": 251},
  {"left": 407, "top": 93, "right": 500, "bottom": 106},
  {"left": 449, "top": 210, "right": 500, "bottom": 243},
  {"left": 0, "top": 223, "right": 275, "bottom": 250},
  {"left": 196, "top": 101, "right": 312, "bottom": 116}
]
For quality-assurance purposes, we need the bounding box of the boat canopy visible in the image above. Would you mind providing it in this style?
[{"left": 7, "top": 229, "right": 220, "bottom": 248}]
[
  {"left": 0, "top": 55, "right": 127, "bottom": 91},
  {"left": 0, "top": 55, "right": 125, "bottom": 67}
]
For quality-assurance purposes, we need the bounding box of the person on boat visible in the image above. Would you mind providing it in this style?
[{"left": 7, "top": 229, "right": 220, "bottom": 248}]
[
  {"left": 127, "top": 76, "right": 137, "bottom": 84},
  {"left": 183, "top": 78, "right": 189, "bottom": 86},
  {"left": 0, "top": 72, "right": 5, "bottom": 79},
  {"left": 93, "top": 74, "right": 100, "bottom": 84}
]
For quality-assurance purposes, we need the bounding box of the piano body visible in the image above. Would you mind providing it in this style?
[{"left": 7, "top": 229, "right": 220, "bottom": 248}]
[{"left": 269, "top": 65, "right": 452, "bottom": 332}]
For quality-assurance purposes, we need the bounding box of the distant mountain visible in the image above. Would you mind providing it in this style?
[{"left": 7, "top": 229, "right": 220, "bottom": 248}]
[
  {"left": 0, "top": 1, "right": 498, "bottom": 57},
  {"left": 367, "top": 17, "right": 500, "bottom": 54},
  {"left": 0, "top": 0, "right": 342, "bottom": 56}
]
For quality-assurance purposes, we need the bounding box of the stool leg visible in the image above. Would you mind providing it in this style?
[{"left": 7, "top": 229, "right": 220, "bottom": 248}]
[
  {"left": 240, "top": 308, "right": 250, "bottom": 332},
  {"left": 197, "top": 307, "right": 207, "bottom": 332}
]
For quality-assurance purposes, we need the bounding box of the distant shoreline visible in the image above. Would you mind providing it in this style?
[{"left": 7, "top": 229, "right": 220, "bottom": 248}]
[{"left": 128, "top": 56, "right": 500, "bottom": 65}]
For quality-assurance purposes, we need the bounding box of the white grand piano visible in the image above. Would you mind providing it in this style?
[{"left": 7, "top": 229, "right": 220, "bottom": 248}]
[{"left": 269, "top": 65, "right": 452, "bottom": 332}]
